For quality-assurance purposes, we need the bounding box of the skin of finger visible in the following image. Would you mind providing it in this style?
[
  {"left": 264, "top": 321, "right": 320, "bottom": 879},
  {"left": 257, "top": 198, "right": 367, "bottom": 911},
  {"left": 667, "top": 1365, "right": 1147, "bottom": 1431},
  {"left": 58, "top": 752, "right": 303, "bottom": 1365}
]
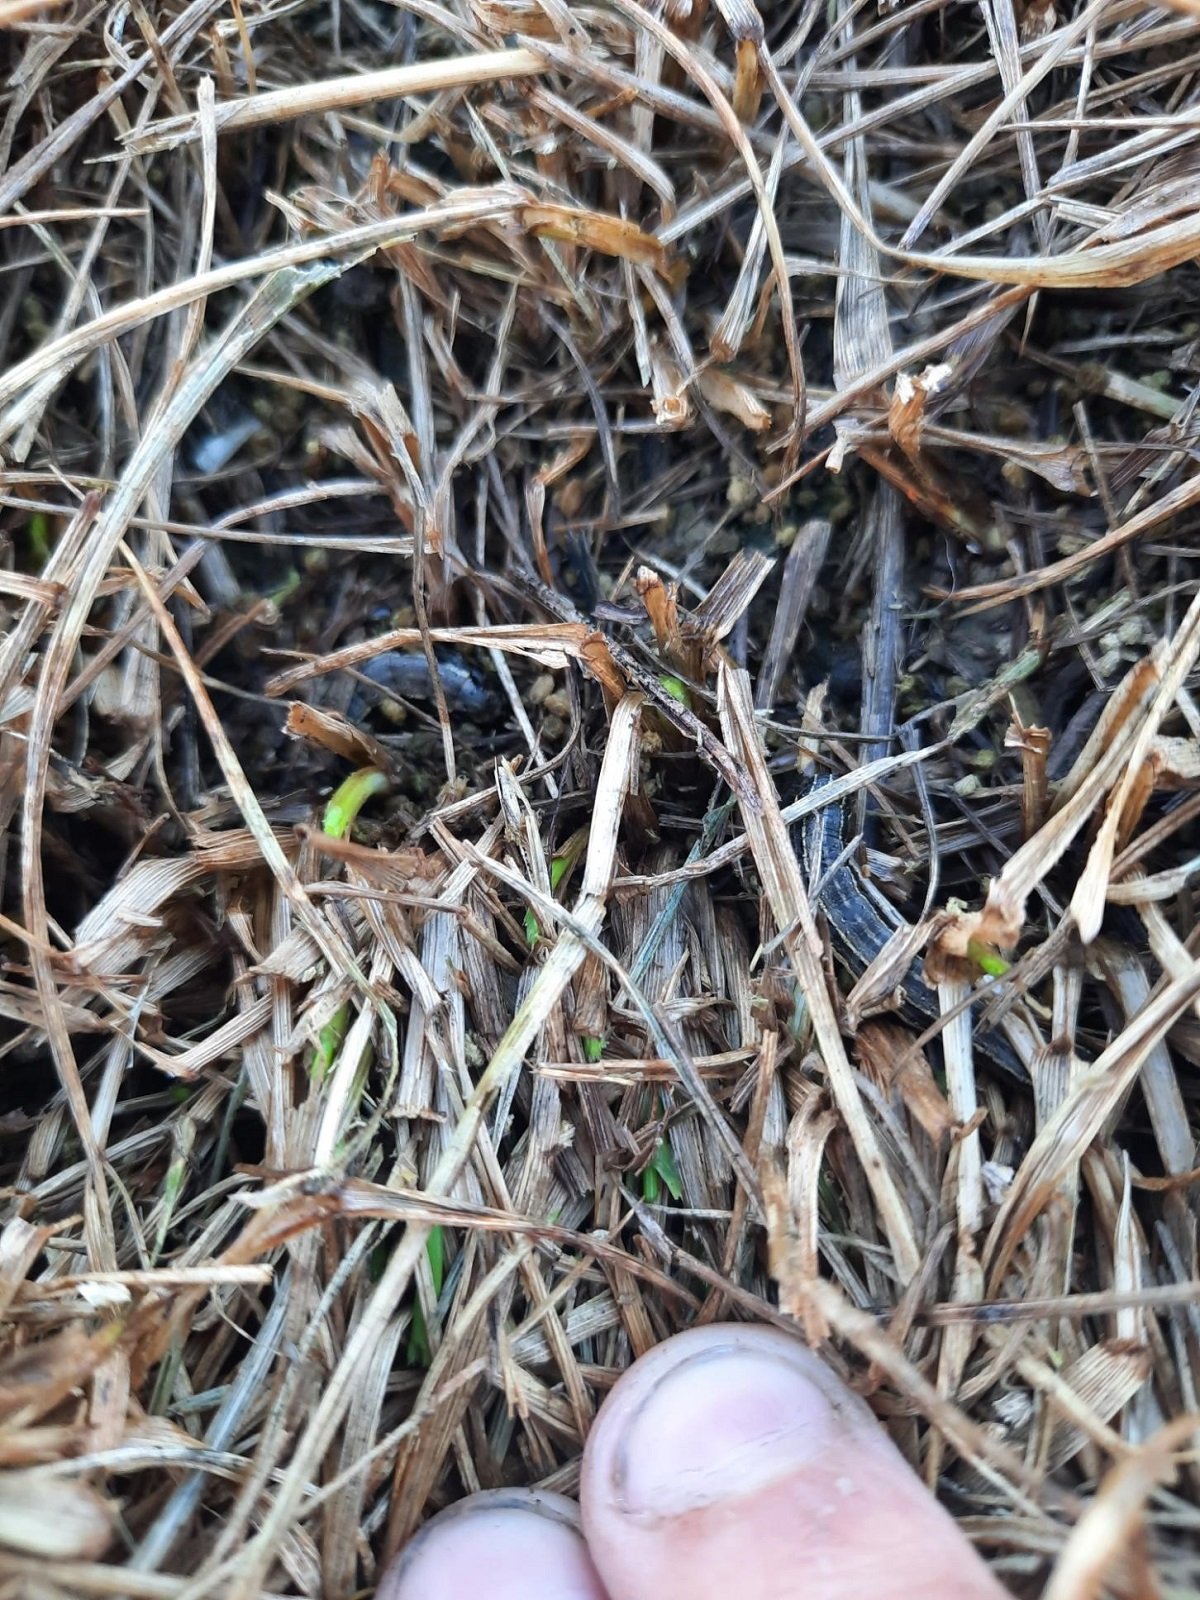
[
  {"left": 579, "top": 1324, "right": 1009, "bottom": 1600},
  {"left": 376, "top": 1489, "right": 609, "bottom": 1600}
]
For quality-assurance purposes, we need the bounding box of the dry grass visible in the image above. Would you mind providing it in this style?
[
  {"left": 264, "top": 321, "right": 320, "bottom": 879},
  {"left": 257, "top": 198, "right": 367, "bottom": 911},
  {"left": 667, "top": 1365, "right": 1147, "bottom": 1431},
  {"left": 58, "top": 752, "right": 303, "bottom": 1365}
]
[{"left": 2, "top": 0, "right": 1200, "bottom": 1594}]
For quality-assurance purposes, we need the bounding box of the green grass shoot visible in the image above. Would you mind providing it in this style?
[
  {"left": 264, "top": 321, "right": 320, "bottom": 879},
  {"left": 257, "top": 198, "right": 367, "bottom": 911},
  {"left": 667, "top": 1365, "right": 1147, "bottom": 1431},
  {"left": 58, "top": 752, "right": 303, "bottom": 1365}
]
[{"left": 309, "top": 768, "right": 387, "bottom": 1082}]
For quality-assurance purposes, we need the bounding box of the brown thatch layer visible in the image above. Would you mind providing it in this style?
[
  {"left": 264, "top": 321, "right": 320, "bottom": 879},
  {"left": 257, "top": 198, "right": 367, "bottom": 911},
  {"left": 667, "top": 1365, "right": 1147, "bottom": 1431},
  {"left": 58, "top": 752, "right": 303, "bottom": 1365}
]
[{"left": 2, "top": 0, "right": 1200, "bottom": 1593}]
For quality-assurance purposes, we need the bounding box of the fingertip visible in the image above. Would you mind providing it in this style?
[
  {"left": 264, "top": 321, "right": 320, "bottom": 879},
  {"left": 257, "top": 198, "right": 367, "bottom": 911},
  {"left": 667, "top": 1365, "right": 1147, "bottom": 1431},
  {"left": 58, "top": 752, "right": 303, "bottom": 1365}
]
[
  {"left": 581, "top": 1324, "right": 1007, "bottom": 1600},
  {"left": 586, "top": 1325, "right": 862, "bottom": 1521},
  {"left": 378, "top": 1489, "right": 607, "bottom": 1600}
]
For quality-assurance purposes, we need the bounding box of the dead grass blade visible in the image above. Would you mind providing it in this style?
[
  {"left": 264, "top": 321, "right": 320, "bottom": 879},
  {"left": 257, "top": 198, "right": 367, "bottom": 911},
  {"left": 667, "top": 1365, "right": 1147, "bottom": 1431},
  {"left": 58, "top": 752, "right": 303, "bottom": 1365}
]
[
  {"left": 127, "top": 47, "right": 547, "bottom": 153},
  {"left": 1042, "top": 1416, "right": 1200, "bottom": 1600},
  {"left": 718, "top": 665, "right": 921, "bottom": 1281},
  {"left": 983, "top": 959, "right": 1200, "bottom": 1289}
]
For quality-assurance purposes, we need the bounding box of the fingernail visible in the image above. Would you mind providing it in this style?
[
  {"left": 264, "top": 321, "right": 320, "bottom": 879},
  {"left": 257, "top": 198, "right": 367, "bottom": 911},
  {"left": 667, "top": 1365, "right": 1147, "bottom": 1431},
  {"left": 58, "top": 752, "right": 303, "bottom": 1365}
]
[{"left": 611, "top": 1342, "right": 849, "bottom": 1519}]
